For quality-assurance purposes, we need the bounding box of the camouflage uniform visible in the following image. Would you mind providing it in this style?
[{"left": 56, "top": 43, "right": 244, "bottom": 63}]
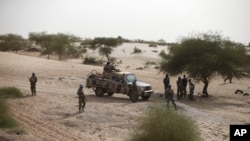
[
  {"left": 77, "top": 86, "right": 86, "bottom": 113},
  {"left": 163, "top": 74, "right": 170, "bottom": 91},
  {"left": 29, "top": 73, "right": 37, "bottom": 96},
  {"left": 165, "top": 86, "right": 177, "bottom": 110},
  {"left": 103, "top": 61, "right": 117, "bottom": 74},
  {"left": 182, "top": 75, "right": 188, "bottom": 98},
  {"left": 176, "top": 77, "right": 183, "bottom": 100},
  {"left": 188, "top": 79, "right": 195, "bottom": 101},
  {"left": 103, "top": 64, "right": 111, "bottom": 74}
]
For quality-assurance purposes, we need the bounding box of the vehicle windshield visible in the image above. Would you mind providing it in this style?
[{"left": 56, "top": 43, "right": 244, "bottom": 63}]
[{"left": 124, "top": 74, "right": 137, "bottom": 83}]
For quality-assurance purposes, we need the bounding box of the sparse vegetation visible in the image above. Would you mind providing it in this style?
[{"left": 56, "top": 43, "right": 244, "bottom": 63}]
[
  {"left": 29, "top": 32, "right": 82, "bottom": 61},
  {"left": 148, "top": 42, "right": 157, "bottom": 47},
  {"left": 83, "top": 57, "right": 104, "bottom": 65},
  {"left": 0, "top": 99, "right": 18, "bottom": 128},
  {"left": 0, "top": 87, "right": 23, "bottom": 99},
  {"left": 89, "top": 37, "right": 123, "bottom": 60},
  {"left": 145, "top": 61, "right": 157, "bottom": 66},
  {"left": 133, "top": 47, "right": 142, "bottom": 53},
  {"left": 0, "top": 34, "right": 28, "bottom": 53},
  {"left": 154, "top": 66, "right": 160, "bottom": 69},
  {"left": 152, "top": 50, "right": 158, "bottom": 53},
  {"left": 0, "top": 87, "right": 23, "bottom": 129},
  {"left": 160, "top": 32, "right": 250, "bottom": 96},
  {"left": 128, "top": 104, "right": 201, "bottom": 141}
]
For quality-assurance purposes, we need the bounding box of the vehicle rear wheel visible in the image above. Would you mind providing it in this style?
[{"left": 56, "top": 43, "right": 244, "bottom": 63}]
[
  {"left": 129, "top": 89, "right": 139, "bottom": 103},
  {"left": 95, "top": 87, "right": 105, "bottom": 97},
  {"left": 141, "top": 95, "right": 150, "bottom": 100}
]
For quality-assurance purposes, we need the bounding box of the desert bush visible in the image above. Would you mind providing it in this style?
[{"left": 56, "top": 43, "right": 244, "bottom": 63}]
[
  {"left": 133, "top": 47, "right": 142, "bottom": 53},
  {"left": 83, "top": 57, "right": 104, "bottom": 65},
  {"left": 154, "top": 66, "right": 160, "bottom": 69},
  {"left": 128, "top": 104, "right": 201, "bottom": 141},
  {"left": 83, "top": 57, "right": 98, "bottom": 64},
  {"left": 145, "top": 61, "right": 157, "bottom": 66},
  {"left": 0, "top": 87, "right": 23, "bottom": 99},
  {"left": 152, "top": 50, "right": 158, "bottom": 53},
  {"left": 66, "top": 46, "right": 87, "bottom": 58},
  {"left": 25, "top": 47, "right": 41, "bottom": 52},
  {"left": 149, "top": 43, "right": 157, "bottom": 47},
  {"left": 0, "top": 87, "right": 23, "bottom": 129},
  {"left": 0, "top": 99, "right": 18, "bottom": 128}
]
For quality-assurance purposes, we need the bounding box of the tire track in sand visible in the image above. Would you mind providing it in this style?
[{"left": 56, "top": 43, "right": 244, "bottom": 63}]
[{"left": 10, "top": 103, "right": 86, "bottom": 141}]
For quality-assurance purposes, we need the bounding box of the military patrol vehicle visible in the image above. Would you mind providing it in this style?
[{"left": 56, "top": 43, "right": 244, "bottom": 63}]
[{"left": 86, "top": 70, "right": 154, "bottom": 102}]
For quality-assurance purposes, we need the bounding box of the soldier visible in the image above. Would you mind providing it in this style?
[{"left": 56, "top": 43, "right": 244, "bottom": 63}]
[
  {"left": 165, "top": 84, "right": 177, "bottom": 110},
  {"left": 176, "top": 76, "right": 183, "bottom": 100},
  {"left": 224, "top": 74, "right": 232, "bottom": 83},
  {"left": 188, "top": 79, "right": 195, "bottom": 101},
  {"left": 103, "top": 61, "right": 117, "bottom": 74},
  {"left": 182, "top": 75, "right": 188, "bottom": 98},
  {"left": 163, "top": 74, "right": 170, "bottom": 92},
  {"left": 29, "top": 72, "right": 37, "bottom": 96},
  {"left": 77, "top": 84, "right": 87, "bottom": 113}
]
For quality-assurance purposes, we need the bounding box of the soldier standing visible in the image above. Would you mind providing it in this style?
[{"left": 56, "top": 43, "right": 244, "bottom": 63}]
[
  {"left": 176, "top": 76, "right": 183, "bottom": 100},
  {"left": 29, "top": 72, "right": 37, "bottom": 96},
  {"left": 188, "top": 79, "right": 195, "bottom": 101},
  {"left": 165, "top": 84, "right": 177, "bottom": 110},
  {"left": 182, "top": 75, "right": 188, "bottom": 98},
  {"left": 77, "top": 84, "right": 87, "bottom": 113},
  {"left": 163, "top": 74, "right": 170, "bottom": 91},
  {"left": 224, "top": 74, "right": 232, "bottom": 83}
]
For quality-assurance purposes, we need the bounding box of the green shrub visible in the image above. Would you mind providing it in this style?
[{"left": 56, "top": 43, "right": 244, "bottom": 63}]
[
  {"left": 0, "top": 99, "right": 18, "bottom": 128},
  {"left": 128, "top": 104, "right": 201, "bottom": 141},
  {"left": 133, "top": 47, "right": 142, "bottom": 53},
  {"left": 145, "top": 61, "right": 157, "bottom": 66},
  {"left": 0, "top": 87, "right": 23, "bottom": 129},
  {"left": 0, "top": 87, "right": 23, "bottom": 98},
  {"left": 149, "top": 43, "right": 157, "bottom": 47},
  {"left": 154, "top": 66, "right": 160, "bottom": 69},
  {"left": 83, "top": 57, "right": 96, "bottom": 64},
  {"left": 152, "top": 50, "right": 158, "bottom": 53}
]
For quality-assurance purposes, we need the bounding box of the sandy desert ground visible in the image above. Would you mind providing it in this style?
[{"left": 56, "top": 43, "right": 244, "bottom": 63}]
[{"left": 0, "top": 43, "right": 249, "bottom": 141}]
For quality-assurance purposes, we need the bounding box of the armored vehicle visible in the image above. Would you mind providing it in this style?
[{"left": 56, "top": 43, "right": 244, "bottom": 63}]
[{"left": 86, "top": 70, "right": 154, "bottom": 102}]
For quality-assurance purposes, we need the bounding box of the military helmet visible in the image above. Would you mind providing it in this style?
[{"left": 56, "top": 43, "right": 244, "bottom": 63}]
[{"left": 79, "top": 84, "right": 84, "bottom": 88}]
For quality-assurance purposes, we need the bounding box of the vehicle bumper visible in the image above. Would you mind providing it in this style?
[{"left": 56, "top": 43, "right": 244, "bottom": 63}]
[{"left": 143, "top": 90, "right": 154, "bottom": 95}]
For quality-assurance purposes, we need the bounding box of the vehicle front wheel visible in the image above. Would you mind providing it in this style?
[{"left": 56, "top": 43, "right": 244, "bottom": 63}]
[
  {"left": 129, "top": 89, "right": 139, "bottom": 103},
  {"left": 141, "top": 95, "right": 150, "bottom": 100},
  {"left": 95, "top": 87, "right": 105, "bottom": 97}
]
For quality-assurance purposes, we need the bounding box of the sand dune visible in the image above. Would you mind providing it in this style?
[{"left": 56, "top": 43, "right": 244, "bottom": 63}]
[{"left": 0, "top": 43, "right": 249, "bottom": 141}]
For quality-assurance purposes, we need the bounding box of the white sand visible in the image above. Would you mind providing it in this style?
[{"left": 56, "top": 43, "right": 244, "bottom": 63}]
[{"left": 0, "top": 43, "right": 249, "bottom": 141}]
